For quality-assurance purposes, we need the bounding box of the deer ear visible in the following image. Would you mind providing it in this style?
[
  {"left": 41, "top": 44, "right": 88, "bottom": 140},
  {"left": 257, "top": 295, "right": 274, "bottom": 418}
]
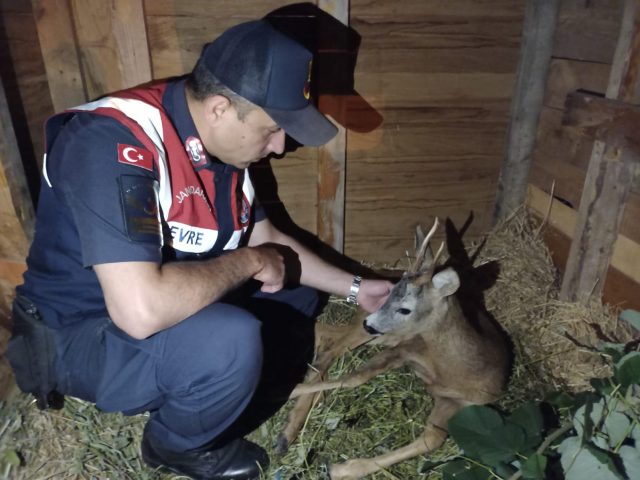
[{"left": 432, "top": 268, "right": 460, "bottom": 297}]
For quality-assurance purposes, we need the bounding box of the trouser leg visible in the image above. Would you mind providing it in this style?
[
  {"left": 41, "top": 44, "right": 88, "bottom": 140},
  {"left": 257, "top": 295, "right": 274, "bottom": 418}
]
[
  {"left": 54, "top": 302, "right": 263, "bottom": 452},
  {"left": 53, "top": 284, "right": 321, "bottom": 452}
]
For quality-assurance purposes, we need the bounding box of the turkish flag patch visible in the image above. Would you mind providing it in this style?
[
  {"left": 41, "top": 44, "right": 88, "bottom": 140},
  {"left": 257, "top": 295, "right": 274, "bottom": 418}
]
[{"left": 117, "top": 143, "right": 154, "bottom": 171}]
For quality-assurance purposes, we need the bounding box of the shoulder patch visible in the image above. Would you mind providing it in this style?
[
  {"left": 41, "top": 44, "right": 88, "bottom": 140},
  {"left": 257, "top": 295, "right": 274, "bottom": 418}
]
[
  {"left": 118, "top": 175, "right": 162, "bottom": 244},
  {"left": 117, "top": 143, "right": 154, "bottom": 171}
]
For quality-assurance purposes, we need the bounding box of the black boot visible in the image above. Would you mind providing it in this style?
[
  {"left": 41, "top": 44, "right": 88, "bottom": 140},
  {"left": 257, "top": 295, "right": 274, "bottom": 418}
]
[{"left": 141, "top": 433, "right": 269, "bottom": 480}]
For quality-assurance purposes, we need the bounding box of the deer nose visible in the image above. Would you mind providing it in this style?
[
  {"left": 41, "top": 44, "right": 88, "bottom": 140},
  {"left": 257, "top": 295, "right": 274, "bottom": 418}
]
[{"left": 363, "top": 321, "right": 380, "bottom": 335}]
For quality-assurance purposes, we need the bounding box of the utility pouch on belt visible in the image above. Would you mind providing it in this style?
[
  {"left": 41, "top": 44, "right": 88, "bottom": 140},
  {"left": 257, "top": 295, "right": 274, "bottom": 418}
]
[{"left": 6, "top": 295, "right": 64, "bottom": 410}]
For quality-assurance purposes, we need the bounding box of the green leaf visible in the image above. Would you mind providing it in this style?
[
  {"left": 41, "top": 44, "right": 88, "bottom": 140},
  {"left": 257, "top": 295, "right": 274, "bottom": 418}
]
[
  {"left": 545, "top": 391, "right": 576, "bottom": 409},
  {"left": 507, "top": 402, "right": 543, "bottom": 449},
  {"left": 559, "top": 437, "right": 625, "bottom": 480},
  {"left": 620, "top": 309, "right": 640, "bottom": 332},
  {"left": 591, "top": 377, "right": 615, "bottom": 396},
  {"left": 521, "top": 453, "right": 547, "bottom": 480},
  {"left": 477, "top": 423, "right": 526, "bottom": 467},
  {"left": 442, "top": 459, "right": 491, "bottom": 480},
  {"left": 573, "top": 400, "right": 605, "bottom": 441},
  {"left": 494, "top": 461, "right": 517, "bottom": 478},
  {"left": 599, "top": 342, "right": 626, "bottom": 363},
  {"left": 615, "top": 352, "right": 640, "bottom": 389},
  {"left": 449, "top": 405, "right": 524, "bottom": 467},
  {"left": 619, "top": 445, "right": 640, "bottom": 479},
  {"left": 448, "top": 405, "right": 504, "bottom": 457},
  {"left": 601, "top": 409, "right": 631, "bottom": 448}
]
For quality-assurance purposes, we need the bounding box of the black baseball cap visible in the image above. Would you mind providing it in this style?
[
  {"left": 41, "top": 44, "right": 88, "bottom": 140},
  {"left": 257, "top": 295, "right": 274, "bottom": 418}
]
[{"left": 200, "top": 19, "right": 338, "bottom": 146}]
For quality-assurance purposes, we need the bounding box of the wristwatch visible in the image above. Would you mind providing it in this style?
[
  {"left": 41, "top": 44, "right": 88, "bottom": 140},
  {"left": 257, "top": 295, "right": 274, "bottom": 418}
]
[{"left": 346, "top": 275, "right": 362, "bottom": 305}]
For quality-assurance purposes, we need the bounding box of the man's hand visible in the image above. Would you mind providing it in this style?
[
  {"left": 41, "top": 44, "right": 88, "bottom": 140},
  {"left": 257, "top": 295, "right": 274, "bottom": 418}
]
[
  {"left": 251, "top": 246, "right": 286, "bottom": 293},
  {"left": 357, "top": 279, "right": 394, "bottom": 313}
]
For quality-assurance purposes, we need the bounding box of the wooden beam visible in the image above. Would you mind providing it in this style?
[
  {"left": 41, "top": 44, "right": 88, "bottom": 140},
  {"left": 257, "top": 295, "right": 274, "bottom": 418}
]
[
  {"left": 70, "top": 0, "right": 152, "bottom": 99},
  {"left": 0, "top": 74, "right": 34, "bottom": 248},
  {"left": 527, "top": 185, "right": 640, "bottom": 285},
  {"left": 32, "top": 0, "right": 87, "bottom": 111},
  {"left": 317, "top": 0, "right": 348, "bottom": 252},
  {"left": 562, "top": 91, "right": 640, "bottom": 154},
  {"left": 560, "top": 0, "right": 640, "bottom": 303},
  {"left": 493, "top": 0, "right": 559, "bottom": 223}
]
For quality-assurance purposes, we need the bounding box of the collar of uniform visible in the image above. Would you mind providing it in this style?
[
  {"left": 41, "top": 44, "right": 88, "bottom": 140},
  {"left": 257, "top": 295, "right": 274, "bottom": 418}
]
[{"left": 164, "top": 78, "right": 242, "bottom": 175}]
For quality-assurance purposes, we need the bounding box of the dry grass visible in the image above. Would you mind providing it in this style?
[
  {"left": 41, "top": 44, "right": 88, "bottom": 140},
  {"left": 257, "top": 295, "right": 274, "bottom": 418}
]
[{"left": 0, "top": 208, "right": 632, "bottom": 479}]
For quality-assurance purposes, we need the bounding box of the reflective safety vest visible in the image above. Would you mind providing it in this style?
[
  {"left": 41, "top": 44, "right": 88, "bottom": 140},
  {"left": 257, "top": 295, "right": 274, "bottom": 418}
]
[{"left": 43, "top": 83, "right": 255, "bottom": 255}]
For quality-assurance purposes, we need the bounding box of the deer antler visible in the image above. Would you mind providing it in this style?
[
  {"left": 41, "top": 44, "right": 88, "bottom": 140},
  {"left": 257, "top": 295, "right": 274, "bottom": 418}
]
[
  {"left": 411, "top": 217, "right": 445, "bottom": 287},
  {"left": 409, "top": 217, "right": 439, "bottom": 275},
  {"left": 415, "top": 241, "right": 445, "bottom": 286}
]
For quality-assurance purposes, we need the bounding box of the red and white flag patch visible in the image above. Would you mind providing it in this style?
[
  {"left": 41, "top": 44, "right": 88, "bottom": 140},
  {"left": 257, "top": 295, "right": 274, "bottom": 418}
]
[{"left": 117, "top": 143, "right": 154, "bottom": 171}]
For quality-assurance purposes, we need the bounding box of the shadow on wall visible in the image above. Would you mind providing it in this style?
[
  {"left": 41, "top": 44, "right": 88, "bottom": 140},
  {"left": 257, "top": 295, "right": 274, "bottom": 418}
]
[
  {"left": 0, "top": 15, "right": 42, "bottom": 209},
  {"left": 252, "top": 2, "right": 384, "bottom": 273}
]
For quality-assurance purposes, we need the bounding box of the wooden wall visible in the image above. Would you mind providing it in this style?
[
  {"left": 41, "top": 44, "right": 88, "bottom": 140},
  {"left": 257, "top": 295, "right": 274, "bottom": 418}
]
[
  {"left": 0, "top": 0, "right": 527, "bottom": 320},
  {"left": 345, "top": 0, "right": 525, "bottom": 262},
  {"left": 526, "top": 0, "right": 640, "bottom": 310}
]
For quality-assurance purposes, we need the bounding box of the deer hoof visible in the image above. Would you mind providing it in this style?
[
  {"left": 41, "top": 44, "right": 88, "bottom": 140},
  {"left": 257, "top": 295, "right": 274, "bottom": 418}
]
[
  {"left": 275, "top": 434, "right": 290, "bottom": 454},
  {"left": 330, "top": 459, "right": 379, "bottom": 479}
]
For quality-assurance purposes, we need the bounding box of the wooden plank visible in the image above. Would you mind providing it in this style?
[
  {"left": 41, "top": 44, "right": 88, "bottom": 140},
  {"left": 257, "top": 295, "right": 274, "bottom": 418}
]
[
  {"left": 544, "top": 59, "right": 611, "bottom": 110},
  {"left": 71, "top": 0, "right": 152, "bottom": 99},
  {"left": 527, "top": 185, "right": 640, "bottom": 285},
  {"left": 493, "top": 0, "right": 559, "bottom": 222},
  {"left": 0, "top": 74, "right": 34, "bottom": 250},
  {"left": 144, "top": 0, "right": 292, "bottom": 17},
  {"left": 0, "top": 10, "right": 54, "bottom": 166},
  {"left": 562, "top": 91, "right": 640, "bottom": 154},
  {"left": 560, "top": 0, "right": 640, "bottom": 303},
  {"left": 144, "top": 0, "right": 523, "bottom": 18},
  {"left": 534, "top": 215, "right": 640, "bottom": 311},
  {"left": 32, "top": 0, "right": 86, "bottom": 110},
  {"left": 553, "top": 0, "right": 622, "bottom": 64},
  {"left": 351, "top": 14, "right": 524, "bottom": 52},
  {"left": 317, "top": 0, "right": 349, "bottom": 252}
]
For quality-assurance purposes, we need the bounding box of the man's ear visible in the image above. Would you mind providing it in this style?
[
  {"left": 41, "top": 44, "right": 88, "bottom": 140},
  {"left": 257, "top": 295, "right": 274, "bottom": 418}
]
[{"left": 203, "top": 95, "right": 231, "bottom": 125}]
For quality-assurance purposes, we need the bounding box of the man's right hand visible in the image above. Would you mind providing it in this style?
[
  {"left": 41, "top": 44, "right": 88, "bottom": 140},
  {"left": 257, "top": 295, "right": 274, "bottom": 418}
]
[{"left": 250, "top": 246, "right": 286, "bottom": 293}]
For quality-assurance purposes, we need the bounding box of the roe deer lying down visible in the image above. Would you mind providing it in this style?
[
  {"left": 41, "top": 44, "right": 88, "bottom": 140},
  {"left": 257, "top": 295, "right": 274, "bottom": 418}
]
[{"left": 278, "top": 218, "right": 511, "bottom": 479}]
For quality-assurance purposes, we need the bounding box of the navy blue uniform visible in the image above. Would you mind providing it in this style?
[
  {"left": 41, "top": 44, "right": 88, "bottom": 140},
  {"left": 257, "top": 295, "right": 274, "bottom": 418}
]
[{"left": 18, "top": 79, "right": 318, "bottom": 451}]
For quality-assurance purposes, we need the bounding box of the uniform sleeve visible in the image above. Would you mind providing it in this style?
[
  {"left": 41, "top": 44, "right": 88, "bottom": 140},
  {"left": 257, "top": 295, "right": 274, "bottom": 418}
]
[{"left": 46, "top": 113, "right": 163, "bottom": 267}]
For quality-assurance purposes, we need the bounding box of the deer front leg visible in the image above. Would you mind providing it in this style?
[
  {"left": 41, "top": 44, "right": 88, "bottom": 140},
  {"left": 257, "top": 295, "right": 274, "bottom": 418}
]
[
  {"left": 290, "top": 348, "right": 405, "bottom": 397},
  {"left": 277, "top": 318, "right": 373, "bottom": 453},
  {"left": 329, "top": 427, "right": 435, "bottom": 480},
  {"left": 329, "top": 398, "right": 463, "bottom": 479}
]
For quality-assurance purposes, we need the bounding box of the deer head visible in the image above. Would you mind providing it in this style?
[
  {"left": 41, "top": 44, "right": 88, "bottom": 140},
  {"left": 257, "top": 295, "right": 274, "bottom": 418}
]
[{"left": 364, "top": 218, "right": 460, "bottom": 335}]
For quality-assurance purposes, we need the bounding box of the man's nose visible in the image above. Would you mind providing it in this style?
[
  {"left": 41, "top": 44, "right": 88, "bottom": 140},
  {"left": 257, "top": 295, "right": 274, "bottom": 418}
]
[{"left": 268, "top": 130, "right": 285, "bottom": 155}]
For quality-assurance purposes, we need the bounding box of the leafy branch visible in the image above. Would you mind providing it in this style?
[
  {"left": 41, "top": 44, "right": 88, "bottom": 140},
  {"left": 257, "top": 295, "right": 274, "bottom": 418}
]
[{"left": 439, "top": 309, "right": 640, "bottom": 480}]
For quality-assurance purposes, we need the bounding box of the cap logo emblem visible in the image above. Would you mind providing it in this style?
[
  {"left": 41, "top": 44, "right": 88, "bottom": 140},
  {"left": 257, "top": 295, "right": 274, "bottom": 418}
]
[{"left": 303, "top": 60, "right": 312, "bottom": 100}]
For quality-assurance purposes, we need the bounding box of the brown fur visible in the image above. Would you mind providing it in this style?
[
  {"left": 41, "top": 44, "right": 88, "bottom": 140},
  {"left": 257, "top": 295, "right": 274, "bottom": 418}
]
[{"left": 278, "top": 219, "right": 510, "bottom": 479}]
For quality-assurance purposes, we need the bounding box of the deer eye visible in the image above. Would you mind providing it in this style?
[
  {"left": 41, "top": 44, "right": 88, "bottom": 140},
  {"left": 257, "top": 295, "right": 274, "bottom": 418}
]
[{"left": 396, "top": 308, "right": 411, "bottom": 315}]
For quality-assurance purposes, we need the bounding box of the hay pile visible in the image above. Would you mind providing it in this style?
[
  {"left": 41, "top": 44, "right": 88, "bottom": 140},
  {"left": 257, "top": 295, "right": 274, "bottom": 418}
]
[{"left": 0, "top": 209, "right": 631, "bottom": 480}]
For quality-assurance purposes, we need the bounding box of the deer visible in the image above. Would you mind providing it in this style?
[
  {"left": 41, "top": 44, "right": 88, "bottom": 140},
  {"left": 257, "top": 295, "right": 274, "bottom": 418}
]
[{"left": 277, "top": 217, "right": 511, "bottom": 479}]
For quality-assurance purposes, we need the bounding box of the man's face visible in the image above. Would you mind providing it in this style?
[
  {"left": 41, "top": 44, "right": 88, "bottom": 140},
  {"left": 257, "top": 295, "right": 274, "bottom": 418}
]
[{"left": 206, "top": 105, "right": 286, "bottom": 169}]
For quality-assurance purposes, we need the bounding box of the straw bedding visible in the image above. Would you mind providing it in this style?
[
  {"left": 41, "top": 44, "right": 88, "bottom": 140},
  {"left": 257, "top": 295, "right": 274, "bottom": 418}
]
[{"left": 0, "top": 209, "right": 631, "bottom": 479}]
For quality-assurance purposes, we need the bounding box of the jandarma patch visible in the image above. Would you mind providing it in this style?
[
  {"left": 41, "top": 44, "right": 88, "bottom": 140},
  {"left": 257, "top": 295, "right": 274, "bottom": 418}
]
[{"left": 119, "top": 175, "right": 162, "bottom": 244}]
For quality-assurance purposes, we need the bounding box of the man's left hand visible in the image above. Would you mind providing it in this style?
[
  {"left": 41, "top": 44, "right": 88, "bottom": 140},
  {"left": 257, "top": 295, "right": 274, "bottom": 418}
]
[{"left": 357, "top": 279, "right": 394, "bottom": 313}]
